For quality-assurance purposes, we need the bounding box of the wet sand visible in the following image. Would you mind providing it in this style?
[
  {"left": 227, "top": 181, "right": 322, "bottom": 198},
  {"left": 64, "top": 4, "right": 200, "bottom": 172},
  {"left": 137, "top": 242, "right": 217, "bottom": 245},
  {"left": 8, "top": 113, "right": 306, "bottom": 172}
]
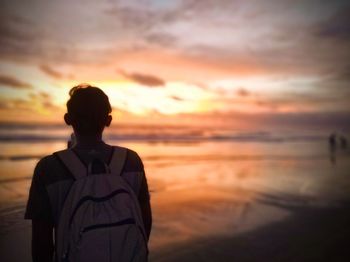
[
  {"left": 1, "top": 140, "right": 350, "bottom": 261},
  {"left": 0, "top": 218, "right": 31, "bottom": 262},
  {"left": 1, "top": 187, "right": 350, "bottom": 262},
  {"left": 151, "top": 204, "right": 350, "bottom": 262}
]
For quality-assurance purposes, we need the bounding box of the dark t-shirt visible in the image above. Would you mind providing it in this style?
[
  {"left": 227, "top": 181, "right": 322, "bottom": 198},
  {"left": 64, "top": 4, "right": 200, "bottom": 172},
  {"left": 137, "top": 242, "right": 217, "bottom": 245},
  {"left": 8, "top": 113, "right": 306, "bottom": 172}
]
[{"left": 25, "top": 144, "right": 150, "bottom": 226}]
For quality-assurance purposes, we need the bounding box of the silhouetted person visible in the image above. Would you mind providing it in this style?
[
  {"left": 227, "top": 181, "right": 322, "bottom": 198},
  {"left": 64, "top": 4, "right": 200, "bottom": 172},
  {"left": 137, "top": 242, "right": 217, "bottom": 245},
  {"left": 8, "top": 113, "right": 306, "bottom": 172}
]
[
  {"left": 329, "top": 133, "right": 336, "bottom": 149},
  {"left": 329, "top": 133, "right": 337, "bottom": 165},
  {"left": 25, "top": 84, "right": 152, "bottom": 262},
  {"left": 339, "top": 135, "right": 348, "bottom": 150}
]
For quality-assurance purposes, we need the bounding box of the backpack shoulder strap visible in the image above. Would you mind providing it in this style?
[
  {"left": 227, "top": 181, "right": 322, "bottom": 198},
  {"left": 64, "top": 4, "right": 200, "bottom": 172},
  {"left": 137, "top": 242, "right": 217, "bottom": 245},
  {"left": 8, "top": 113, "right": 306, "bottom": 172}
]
[
  {"left": 55, "top": 149, "right": 87, "bottom": 180},
  {"left": 109, "top": 146, "right": 127, "bottom": 176}
]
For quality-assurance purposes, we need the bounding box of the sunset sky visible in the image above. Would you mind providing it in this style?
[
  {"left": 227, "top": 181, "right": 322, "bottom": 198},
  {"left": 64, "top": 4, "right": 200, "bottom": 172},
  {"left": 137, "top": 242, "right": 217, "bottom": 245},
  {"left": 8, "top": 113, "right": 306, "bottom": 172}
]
[{"left": 0, "top": 0, "right": 349, "bottom": 129}]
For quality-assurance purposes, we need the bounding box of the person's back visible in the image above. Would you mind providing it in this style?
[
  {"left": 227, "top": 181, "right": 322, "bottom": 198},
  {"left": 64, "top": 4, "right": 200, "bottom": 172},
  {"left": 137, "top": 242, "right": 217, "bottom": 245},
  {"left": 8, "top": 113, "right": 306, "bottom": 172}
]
[{"left": 25, "top": 84, "right": 152, "bottom": 262}]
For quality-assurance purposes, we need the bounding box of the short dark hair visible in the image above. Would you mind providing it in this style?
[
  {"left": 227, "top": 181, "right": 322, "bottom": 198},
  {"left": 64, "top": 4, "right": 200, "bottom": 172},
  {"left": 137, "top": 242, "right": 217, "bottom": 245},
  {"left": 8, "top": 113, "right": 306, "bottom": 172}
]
[{"left": 66, "top": 84, "right": 112, "bottom": 135}]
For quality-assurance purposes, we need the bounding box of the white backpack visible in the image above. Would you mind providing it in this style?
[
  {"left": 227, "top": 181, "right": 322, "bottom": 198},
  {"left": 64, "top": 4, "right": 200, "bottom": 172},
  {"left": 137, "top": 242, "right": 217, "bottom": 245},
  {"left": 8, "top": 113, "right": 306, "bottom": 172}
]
[{"left": 55, "top": 146, "right": 148, "bottom": 262}]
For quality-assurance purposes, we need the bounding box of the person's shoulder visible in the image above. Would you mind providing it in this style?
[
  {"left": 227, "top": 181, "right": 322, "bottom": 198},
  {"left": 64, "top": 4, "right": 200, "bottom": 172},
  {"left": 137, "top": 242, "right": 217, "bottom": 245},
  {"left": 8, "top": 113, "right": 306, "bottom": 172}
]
[
  {"left": 112, "top": 146, "right": 142, "bottom": 160},
  {"left": 127, "top": 147, "right": 142, "bottom": 159},
  {"left": 32, "top": 153, "right": 61, "bottom": 182},
  {"left": 34, "top": 150, "right": 75, "bottom": 183},
  {"left": 38, "top": 148, "right": 77, "bottom": 171},
  {"left": 112, "top": 146, "right": 144, "bottom": 171},
  {"left": 36, "top": 153, "right": 59, "bottom": 170}
]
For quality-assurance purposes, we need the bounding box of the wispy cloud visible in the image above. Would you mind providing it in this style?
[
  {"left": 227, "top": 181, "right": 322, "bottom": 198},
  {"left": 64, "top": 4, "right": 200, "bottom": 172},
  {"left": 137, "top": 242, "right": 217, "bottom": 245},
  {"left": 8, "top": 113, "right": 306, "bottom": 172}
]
[
  {"left": 170, "top": 95, "right": 184, "bottom": 101},
  {"left": 0, "top": 12, "right": 43, "bottom": 62},
  {"left": 0, "top": 75, "right": 33, "bottom": 89},
  {"left": 1, "top": 91, "right": 61, "bottom": 112},
  {"left": 118, "top": 69, "right": 165, "bottom": 87},
  {"left": 314, "top": 7, "right": 350, "bottom": 40},
  {"left": 236, "top": 88, "right": 250, "bottom": 97},
  {"left": 143, "top": 32, "right": 178, "bottom": 47},
  {"left": 39, "top": 64, "right": 63, "bottom": 79}
]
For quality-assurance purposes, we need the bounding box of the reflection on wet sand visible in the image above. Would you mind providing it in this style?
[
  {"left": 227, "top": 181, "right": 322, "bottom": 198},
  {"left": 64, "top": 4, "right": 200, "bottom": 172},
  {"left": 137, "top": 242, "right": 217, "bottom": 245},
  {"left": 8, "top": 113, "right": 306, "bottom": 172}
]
[
  {"left": 151, "top": 201, "right": 350, "bottom": 262},
  {"left": 0, "top": 140, "right": 350, "bottom": 261},
  {"left": 149, "top": 185, "right": 289, "bottom": 251}
]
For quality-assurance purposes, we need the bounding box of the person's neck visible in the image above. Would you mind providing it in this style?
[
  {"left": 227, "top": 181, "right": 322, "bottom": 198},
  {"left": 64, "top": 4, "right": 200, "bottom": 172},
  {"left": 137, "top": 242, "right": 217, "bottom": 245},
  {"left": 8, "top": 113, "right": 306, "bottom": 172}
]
[{"left": 74, "top": 133, "right": 105, "bottom": 149}]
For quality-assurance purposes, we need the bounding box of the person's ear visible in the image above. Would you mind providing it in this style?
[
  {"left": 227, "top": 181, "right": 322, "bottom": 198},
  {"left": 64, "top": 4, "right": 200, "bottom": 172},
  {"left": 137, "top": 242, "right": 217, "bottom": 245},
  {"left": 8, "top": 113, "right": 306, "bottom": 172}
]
[
  {"left": 106, "top": 115, "right": 112, "bottom": 127},
  {"left": 64, "top": 113, "right": 72, "bottom": 126}
]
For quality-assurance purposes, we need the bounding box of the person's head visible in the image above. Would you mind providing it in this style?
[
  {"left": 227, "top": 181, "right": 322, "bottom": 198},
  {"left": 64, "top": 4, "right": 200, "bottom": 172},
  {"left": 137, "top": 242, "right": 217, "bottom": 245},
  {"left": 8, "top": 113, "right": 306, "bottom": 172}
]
[{"left": 64, "top": 84, "right": 112, "bottom": 136}]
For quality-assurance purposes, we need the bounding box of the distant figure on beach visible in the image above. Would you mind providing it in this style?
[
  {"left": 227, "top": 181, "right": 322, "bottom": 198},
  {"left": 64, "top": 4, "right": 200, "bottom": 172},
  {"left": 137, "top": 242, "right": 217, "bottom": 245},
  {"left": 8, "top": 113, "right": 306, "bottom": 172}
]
[
  {"left": 339, "top": 135, "right": 348, "bottom": 150},
  {"left": 25, "top": 84, "right": 152, "bottom": 261},
  {"left": 329, "top": 133, "right": 336, "bottom": 150},
  {"left": 328, "top": 133, "right": 337, "bottom": 165}
]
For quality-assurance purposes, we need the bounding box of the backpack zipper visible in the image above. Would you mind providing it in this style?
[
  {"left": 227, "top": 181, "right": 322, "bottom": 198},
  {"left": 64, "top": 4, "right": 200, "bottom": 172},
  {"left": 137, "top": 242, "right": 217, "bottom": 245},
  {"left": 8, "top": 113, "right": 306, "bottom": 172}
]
[
  {"left": 69, "top": 189, "right": 130, "bottom": 228},
  {"left": 80, "top": 218, "right": 136, "bottom": 234}
]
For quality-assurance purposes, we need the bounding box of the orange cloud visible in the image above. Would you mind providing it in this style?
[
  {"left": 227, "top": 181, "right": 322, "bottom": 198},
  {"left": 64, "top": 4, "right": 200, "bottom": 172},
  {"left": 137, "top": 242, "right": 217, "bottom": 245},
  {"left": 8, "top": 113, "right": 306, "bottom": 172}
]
[
  {"left": 118, "top": 69, "right": 165, "bottom": 87},
  {"left": 236, "top": 88, "right": 250, "bottom": 97},
  {"left": 0, "top": 75, "right": 33, "bottom": 89},
  {"left": 39, "top": 64, "right": 63, "bottom": 79}
]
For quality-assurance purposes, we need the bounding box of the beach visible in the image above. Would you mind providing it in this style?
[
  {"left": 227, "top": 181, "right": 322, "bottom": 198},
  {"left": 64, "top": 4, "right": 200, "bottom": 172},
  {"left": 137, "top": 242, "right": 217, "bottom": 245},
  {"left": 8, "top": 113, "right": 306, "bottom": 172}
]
[
  {"left": 1, "top": 0, "right": 350, "bottom": 260},
  {"left": 1, "top": 125, "right": 350, "bottom": 261}
]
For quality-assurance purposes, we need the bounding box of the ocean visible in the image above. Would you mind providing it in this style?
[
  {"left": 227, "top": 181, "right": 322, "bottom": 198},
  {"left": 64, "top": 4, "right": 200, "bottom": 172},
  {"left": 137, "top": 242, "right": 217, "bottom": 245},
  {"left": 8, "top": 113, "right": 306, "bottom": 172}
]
[{"left": 0, "top": 123, "right": 349, "bottom": 261}]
